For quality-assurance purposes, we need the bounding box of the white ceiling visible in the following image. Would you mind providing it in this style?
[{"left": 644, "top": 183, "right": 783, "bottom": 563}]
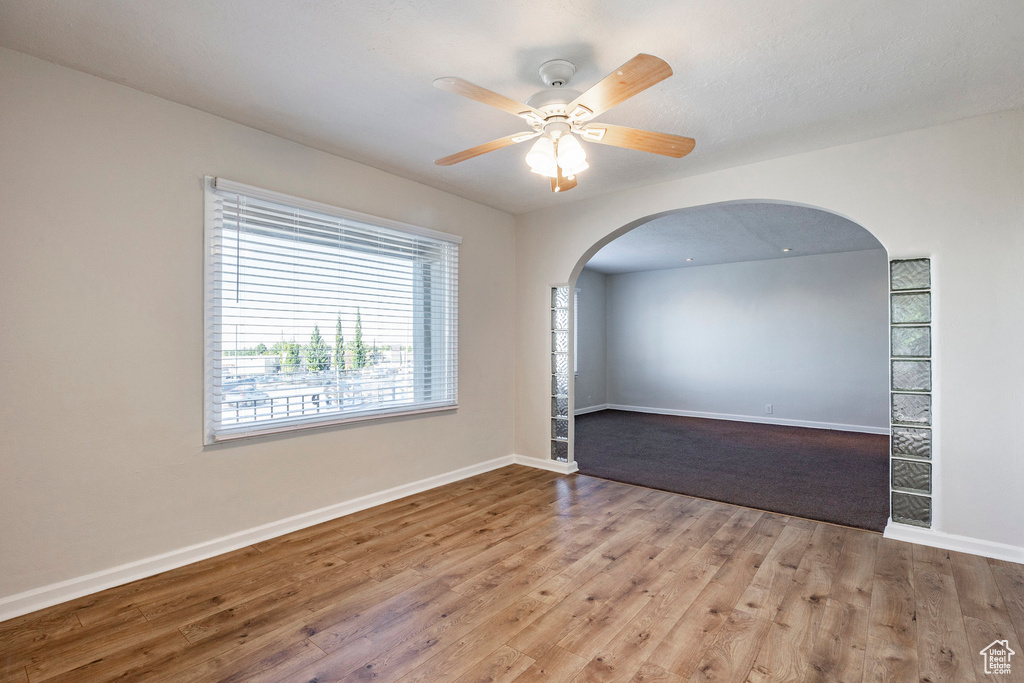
[
  {"left": 1, "top": 1, "right": 1022, "bottom": 215},
  {"left": 585, "top": 203, "right": 883, "bottom": 274}
]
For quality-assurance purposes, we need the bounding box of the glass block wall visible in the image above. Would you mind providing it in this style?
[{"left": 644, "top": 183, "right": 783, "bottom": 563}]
[
  {"left": 550, "top": 285, "right": 570, "bottom": 462},
  {"left": 889, "top": 258, "right": 932, "bottom": 527}
]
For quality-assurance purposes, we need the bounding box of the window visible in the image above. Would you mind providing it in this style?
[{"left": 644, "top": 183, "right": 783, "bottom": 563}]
[{"left": 204, "top": 178, "right": 459, "bottom": 443}]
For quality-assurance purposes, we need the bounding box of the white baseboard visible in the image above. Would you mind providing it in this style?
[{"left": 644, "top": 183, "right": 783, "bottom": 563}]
[
  {"left": 884, "top": 522, "right": 1024, "bottom": 563},
  {"left": 0, "top": 453, "right": 577, "bottom": 623},
  {"left": 602, "top": 404, "right": 890, "bottom": 435},
  {"left": 574, "top": 404, "right": 609, "bottom": 416},
  {"left": 512, "top": 454, "right": 579, "bottom": 474}
]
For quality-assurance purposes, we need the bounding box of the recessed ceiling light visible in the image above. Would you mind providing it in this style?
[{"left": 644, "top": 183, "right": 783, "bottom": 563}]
[
  {"left": 782, "top": 248, "right": 792, "bottom": 252},
  {"left": 686, "top": 257, "right": 693, "bottom": 261}
]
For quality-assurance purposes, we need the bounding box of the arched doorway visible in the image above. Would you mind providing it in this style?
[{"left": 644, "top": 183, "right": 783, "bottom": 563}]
[{"left": 553, "top": 200, "right": 924, "bottom": 532}]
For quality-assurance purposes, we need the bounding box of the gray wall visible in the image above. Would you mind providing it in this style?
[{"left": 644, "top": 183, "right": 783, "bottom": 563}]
[
  {"left": 597, "top": 249, "right": 890, "bottom": 430},
  {"left": 574, "top": 268, "right": 607, "bottom": 410}
]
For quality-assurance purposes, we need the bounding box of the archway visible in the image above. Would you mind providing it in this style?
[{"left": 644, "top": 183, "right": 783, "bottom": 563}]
[{"left": 552, "top": 200, "right": 929, "bottom": 532}]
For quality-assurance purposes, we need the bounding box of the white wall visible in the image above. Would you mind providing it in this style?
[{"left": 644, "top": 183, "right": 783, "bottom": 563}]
[
  {"left": 515, "top": 108, "right": 1024, "bottom": 549},
  {"left": 574, "top": 268, "right": 607, "bottom": 410},
  {"left": 602, "top": 250, "right": 889, "bottom": 430},
  {"left": 0, "top": 48, "right": 516, "bottom": 600}
]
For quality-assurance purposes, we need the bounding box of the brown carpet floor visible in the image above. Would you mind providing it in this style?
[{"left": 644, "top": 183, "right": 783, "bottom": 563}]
[{"left": 574, "top": 409, "right": 890, "bottom": 532}]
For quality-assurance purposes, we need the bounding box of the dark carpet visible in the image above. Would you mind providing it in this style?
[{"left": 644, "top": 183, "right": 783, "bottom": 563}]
[{"left": 574, "top": 410, "right": 889, "bottom": 532}]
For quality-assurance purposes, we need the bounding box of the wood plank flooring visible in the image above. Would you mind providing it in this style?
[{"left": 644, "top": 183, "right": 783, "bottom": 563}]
[{"left": 2, "top": 465, "right": 1022, "bottom": 682}]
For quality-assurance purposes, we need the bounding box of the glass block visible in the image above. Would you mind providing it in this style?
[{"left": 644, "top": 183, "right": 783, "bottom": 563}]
[
  {"left": 891, "top": 360, "right": 931, "bottom": 392},
  {"left": 552, "top": 308, "right": 569, "bottom": 331},
  {"left": 892, "top": 492, "right": 931, "bottom": 527},
  {"left": 552, "top": 373, "right": 568, "bottom": 396},
  {"left": 552, "top": 330, "right": 568, "bottom": 353},
  {"left": 551, "top": 440, "right": 568, "bottom": 462},
  {"left": 891, "top": 293, "right": 931, "bottom": 324},
  {"left": 892, "top": 460, "right": 931, "bottom": 494},
  {"left": 552, "top": 286, "right": 569, "bottom": 309},
  {"left": 551, "top": 353, "right": 568, "bottom": 375},
  {"left": 551, "top": 417, "right": 568, "bottom": 440},
  {"left": 891, "top": 326, "right": 930, "bottom": 357},
  {"left": 890, "top": 258, "right": 930, "bottom": 291},
  {"left": 892, "top": 393, "right": 931, "bottom": 425},
  {"left": 892, "top": 426, "right": 931, "bottom": 459},
  {"left": 552, "top": 396, "right": 569, "bottom": 418}
]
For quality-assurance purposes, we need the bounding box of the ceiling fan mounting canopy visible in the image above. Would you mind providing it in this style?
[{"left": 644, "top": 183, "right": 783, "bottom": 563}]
[
  {"left": 537, "top": 59, "right": 577, "bottom": 87},
  {"left": 433, "top": 54, "right": 696, "bottom": 193}
]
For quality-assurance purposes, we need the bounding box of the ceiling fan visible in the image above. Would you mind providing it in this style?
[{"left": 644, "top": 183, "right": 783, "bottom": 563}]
[{"left": 433, "top": 54, "right": 695, "bottom": 193}]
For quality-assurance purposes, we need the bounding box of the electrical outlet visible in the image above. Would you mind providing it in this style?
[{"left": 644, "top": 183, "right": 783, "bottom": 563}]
[{"left": 765, "top": 404, "right": 773, "bottom": 414}]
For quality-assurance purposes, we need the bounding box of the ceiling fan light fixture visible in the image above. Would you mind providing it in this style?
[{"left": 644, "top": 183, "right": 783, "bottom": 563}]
[
  {"left": 526, "top": 136, "right": 558, "bottom": 177},
  {"left": 564, "top": 160, "right": 589, "bottom": 176},
  {"left": 556, "top": 134, "right": 588, "bottom": 175}
]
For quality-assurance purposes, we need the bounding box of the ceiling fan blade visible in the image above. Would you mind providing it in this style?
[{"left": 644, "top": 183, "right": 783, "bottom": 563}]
[
  {"left": 550, "top": 165, "right": 578, "bottom": 193},
  {"left": 434, "top": 77, "right": 545, "bottom": 123},
  {"left": 566, "top": 54, "right": 673, "bottom": 120},
  {"left": 434, "top": 131, "right": 539, "bottom": 166},
  {"left": 579, "top": 122, "right": 695, "bottom": 158}
]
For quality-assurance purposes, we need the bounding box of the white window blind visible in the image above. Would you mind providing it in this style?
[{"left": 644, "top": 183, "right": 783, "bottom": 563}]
[{"left": 204, "top": 178, "right": 459, "bottom": 444}]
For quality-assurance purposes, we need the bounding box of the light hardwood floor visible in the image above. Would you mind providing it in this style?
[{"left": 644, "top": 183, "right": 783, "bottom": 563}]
[{"left": 2, "top": 465, "right": 1023, "bottom": 682}]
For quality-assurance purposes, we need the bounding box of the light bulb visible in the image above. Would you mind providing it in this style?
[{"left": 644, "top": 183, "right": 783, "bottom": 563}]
[
  {"left": 526, "top": 136, "right": 557, "bottom": 178},
  {"left": 556, "top": 134, "right": 588, "bottom": 176}
]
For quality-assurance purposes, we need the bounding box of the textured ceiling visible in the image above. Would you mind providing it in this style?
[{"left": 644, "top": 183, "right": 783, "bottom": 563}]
[
  {"left": 1, "top": 1, "right": 1022, "bottom": 214},
  {"left": 585, "top": 203, "right": 883, "bottom": 274}
]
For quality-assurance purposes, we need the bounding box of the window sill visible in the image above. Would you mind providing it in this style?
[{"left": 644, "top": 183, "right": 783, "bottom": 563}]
[{"left": 206, "top": 403, "right": 458, "bottom": 445}]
